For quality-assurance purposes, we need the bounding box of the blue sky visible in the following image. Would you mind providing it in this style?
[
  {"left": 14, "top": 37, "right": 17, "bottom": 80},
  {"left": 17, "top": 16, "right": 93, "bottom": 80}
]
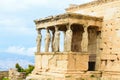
[{"left": 0, "top": 0, "right": 93, "bottom": 71}]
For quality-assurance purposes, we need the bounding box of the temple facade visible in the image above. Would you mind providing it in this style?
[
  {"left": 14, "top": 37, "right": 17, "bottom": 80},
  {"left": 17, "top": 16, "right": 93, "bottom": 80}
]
[{"left": 27, "top": 0, "right": 120, "bottom": 80}]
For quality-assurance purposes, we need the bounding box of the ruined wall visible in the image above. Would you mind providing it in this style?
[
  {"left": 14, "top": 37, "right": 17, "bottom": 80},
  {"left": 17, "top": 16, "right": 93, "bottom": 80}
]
[{"left": 9, "top": 69, "right": 26, "bottom": 80}]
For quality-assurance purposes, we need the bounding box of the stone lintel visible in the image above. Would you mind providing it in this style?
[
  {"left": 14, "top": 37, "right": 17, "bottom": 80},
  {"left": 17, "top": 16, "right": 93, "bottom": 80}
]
[{"left": 34, "top": 13, "right": 103, "bottom": 30}]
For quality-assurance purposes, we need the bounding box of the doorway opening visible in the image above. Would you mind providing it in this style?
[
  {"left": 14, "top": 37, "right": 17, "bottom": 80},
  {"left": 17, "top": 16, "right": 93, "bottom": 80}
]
[{"left": 88, "top": 62, "right": 95, "bottom": 71}]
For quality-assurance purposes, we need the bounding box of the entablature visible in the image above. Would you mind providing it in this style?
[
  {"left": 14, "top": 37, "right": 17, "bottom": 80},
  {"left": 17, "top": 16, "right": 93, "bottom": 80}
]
[{"left": 34, "top": 13, "right": 103, "bottom": 31}]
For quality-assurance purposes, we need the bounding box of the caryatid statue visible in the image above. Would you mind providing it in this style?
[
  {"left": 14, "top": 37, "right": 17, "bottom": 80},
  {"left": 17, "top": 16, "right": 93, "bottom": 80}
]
[
  {"left": 81, "top": 26, "right": 88, "bottom": 52},
  {"left": 53, "top": 27, "right": 60, "bottom": 52},
  {"left": 51, "top": 30, "right": 55, "bottom": 52},
  {"left": 65, "top": 24, "right": 73, "bottom": 52},
  {"left": 63, "top": 31, "right": 67, "bottom": 52},
  {"left": 36, "top": 29, "right": 42, "bottom": 52},
  {"left": 45, "top": 28, "right": 51, "bottom": 52}
]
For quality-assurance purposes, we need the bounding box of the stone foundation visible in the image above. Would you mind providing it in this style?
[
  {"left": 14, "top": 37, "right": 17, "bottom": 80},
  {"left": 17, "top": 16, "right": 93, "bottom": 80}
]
[
  {"left": 33, "top": 52, "right": 88, "bottom": 74},
  {"left": 27, "top": 71, "right": 101, "bottom": 80},
  {"left": 27, "top": 52, "right": 92, "bottom": 80},
  {"left": 27, "top": 71, "right": 120, "bottom": 80},
  {"left": 27, "top": 53, "right": 120, "bottom": 80}
]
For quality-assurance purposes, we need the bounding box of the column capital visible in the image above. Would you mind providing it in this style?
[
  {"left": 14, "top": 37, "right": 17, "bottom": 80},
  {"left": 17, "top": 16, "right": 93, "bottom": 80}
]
[
  {"left": 66, "top": 23, "right": 72, "bottom": 30},
  {"left": 36, "top": 28, "right": 42, "bottom": 31}
]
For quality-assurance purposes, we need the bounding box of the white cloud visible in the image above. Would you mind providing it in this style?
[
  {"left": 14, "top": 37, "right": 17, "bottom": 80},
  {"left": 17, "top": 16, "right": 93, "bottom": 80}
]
[
  {"left": 0, "top": 17, "right": 35, "bottom": 35},
  {"left": 0, "top": 0, "right": 27, "bottom": 12},
  {"left": 5, "top": 46, "right": 36, "bottom": 56},
  {"left": 5, "top": 45, "right": 54, "bottom": 56},
  {"left": 0, "top": 17, "right": 24, "bottom": 26},
  {"left": 0, "top": 0, "right": 50, "bottom": 12},
  {"left": 0, "top": 0, "right": 93, "bottom": 35}
]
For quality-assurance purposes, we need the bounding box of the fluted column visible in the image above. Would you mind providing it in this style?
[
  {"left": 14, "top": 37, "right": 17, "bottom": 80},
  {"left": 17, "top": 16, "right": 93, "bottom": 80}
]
[
  {"left": 36, "top": 29, "right": 42, "bottom": 52},
  {"left": 81, "top": 26, "right": 88, "bottom": 52}
]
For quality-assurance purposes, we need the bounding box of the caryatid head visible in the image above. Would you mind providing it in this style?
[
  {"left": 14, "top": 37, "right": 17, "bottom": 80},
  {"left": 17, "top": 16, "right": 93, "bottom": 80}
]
[
  {"left": 55, "top": 26, "right": 59, "bottom": 31},
  {"left": 66, "top": 23, "right": 72, "bottom": 30},
  {"left": 46, "top": 28, "right": 50, "bottom": 33}
]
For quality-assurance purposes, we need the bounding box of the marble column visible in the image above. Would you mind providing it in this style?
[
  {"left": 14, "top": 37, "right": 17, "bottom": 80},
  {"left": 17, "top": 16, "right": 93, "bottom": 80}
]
[
  {"left": 81, "top": 26, "right": 88, "bottom": 52},
  {"left": 45, "top": 28, "right": 51, "bottom": 52},
  {"left": 36, "top": 29, "right": 42, "bottom": 52}
]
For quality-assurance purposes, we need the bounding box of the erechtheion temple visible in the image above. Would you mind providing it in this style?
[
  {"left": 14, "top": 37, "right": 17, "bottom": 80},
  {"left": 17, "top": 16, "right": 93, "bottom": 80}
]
[{"left": 27, "top": 0, "right": 120, "bottom": 80}]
